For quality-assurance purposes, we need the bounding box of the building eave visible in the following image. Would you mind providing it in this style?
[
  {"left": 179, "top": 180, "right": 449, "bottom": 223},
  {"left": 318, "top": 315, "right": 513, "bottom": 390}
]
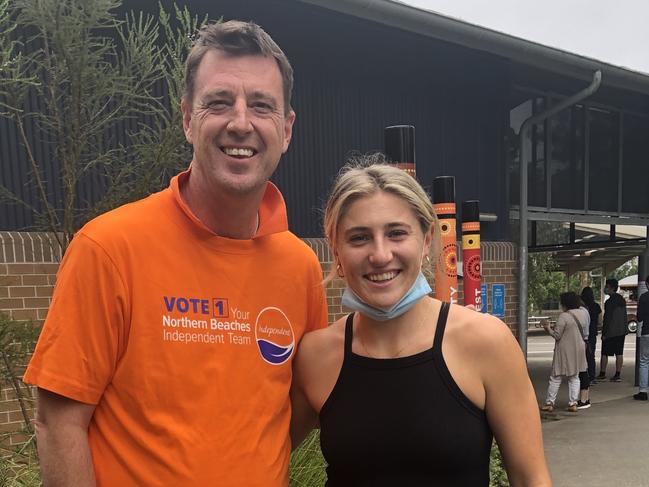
[{"left": 297, "top": 0, "right": 649, "bottom": 96}]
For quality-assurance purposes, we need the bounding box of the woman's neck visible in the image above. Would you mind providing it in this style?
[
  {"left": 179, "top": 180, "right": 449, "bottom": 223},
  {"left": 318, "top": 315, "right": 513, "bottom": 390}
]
[{"left": 354, "top": 297, "right": 439, "bottom": 358}]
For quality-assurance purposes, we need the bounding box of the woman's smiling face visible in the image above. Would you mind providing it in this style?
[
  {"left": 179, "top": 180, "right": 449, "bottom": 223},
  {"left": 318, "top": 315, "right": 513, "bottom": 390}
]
[{"left": 335, "top": 190, "right": 432, "bottom": 310}]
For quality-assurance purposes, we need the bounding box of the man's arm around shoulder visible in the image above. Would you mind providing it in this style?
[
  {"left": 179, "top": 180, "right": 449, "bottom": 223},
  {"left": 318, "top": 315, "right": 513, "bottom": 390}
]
[{"left": 34, "top": 388, "right": 96, "bottom": 487}]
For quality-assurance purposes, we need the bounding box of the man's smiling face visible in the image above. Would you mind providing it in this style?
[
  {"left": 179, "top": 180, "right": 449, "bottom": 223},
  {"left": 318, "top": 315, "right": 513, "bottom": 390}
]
[{"left": 181, "top": 50, "right": 295, "bottom": 198}]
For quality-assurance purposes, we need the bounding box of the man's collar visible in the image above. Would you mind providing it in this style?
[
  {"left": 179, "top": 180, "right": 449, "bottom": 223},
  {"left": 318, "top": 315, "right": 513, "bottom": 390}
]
[{"left": 171, "top": 168, "right": 289, "bottom": 238}]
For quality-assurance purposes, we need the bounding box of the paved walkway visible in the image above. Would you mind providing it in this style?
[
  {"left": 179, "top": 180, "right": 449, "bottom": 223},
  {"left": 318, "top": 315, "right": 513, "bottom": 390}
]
[{"left": 527, "top": 331, "right": 648, "bottom": 487}]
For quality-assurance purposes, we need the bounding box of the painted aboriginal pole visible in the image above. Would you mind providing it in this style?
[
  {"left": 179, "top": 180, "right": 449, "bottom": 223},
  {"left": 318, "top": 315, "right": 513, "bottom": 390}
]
[
  {"left": 461, "top": 200, "right": 482, "bottom": 308},
  {"left": 432, "top": 176, "right": 459, "bottom": 304},
  {"left": 384, "top": 125, "right": 416, "bottom": 178}
]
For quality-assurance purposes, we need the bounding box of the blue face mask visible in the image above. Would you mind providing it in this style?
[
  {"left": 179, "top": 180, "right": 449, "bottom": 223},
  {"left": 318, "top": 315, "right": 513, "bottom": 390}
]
[{"left": 341, "top": 272, "right": 432, "bottom": 322}]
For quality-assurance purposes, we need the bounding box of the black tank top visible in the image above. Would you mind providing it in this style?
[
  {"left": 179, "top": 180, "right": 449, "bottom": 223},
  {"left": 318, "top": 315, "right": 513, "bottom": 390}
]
[{"left": 319, "top": 302, "right": 493, "bottom": 486}]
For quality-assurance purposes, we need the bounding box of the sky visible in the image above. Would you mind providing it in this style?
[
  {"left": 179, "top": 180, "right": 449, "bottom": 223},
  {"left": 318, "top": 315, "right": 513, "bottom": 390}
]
[{"left": 401, "top": 0, "right": 649, "bottom": 74}]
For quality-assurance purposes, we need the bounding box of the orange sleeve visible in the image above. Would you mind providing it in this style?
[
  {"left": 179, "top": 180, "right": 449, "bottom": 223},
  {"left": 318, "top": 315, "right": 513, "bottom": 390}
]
[{"left": 23, "top": 233, "right": 129, "bottom": 405}]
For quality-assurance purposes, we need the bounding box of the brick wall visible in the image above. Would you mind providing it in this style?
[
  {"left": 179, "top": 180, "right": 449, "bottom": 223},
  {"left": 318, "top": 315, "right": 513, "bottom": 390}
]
[
  {"left": 0, "top": 232, "right": 62, "bottom": 323},
  {"left": 481, "top": 243, "right": 519, "bottom": 330},
  {"left": 1, "top": 232, "right": 61, "bottom": 448},
  {"left": 0, "top": 394, "right": 33, "bottom": 448},
  {"left": 302, "top": 238, "right": 348, "bottom": 323},
  {"left": 0, "top": 232, "right": 519, "bottom": 441}
]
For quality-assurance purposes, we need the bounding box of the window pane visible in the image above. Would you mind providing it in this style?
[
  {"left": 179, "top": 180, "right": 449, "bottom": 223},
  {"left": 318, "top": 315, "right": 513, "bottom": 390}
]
[
  {"left": 550, "top": 105, "right": 584, "bottom": 210},
  {"left": 615, "top": 225, "right": 647, "bottom": 240},
  {"left": 588, "top": 108, "right": 619, "bottom": 212},
  {"left": 622, "top": 114, "right": 649, "bottom": 214},
  {"left": 529, "top": 98, "right": 546, "bottom": 207},
  {"left": 508, "top": 98, "right": 533, "bottom": 206},
  {"left": 508, "top": 97, "right": 546, "bottom": 207},
  {"left": 536, "top": 221, "right": 570, "bottom": 246},
  {"left": 573, "top": 223, "right": 613, "bottom": 243}
]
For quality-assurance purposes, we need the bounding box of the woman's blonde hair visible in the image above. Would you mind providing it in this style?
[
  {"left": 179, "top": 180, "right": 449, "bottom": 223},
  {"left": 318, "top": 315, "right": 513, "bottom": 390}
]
[{"left": 323, "top": 154, "right": 441, "bottom": 283}]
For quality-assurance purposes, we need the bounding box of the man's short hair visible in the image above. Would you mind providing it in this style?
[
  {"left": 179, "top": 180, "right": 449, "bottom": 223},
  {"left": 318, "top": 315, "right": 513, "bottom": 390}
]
[
  {"left": 184, "top": 20, "right": 294, "bottom": 114},
  {"left": 605, "top": 278, "right": 619, "bottom": 291}
]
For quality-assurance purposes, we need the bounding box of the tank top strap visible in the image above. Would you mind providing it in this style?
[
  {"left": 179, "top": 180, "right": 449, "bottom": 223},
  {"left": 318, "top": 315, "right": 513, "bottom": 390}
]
[
  {"left": 344, "top": 313, "right": 355, "bottom": 358},
  {"left": 432, "top": 302, "right": 451, "bottom": 354}
]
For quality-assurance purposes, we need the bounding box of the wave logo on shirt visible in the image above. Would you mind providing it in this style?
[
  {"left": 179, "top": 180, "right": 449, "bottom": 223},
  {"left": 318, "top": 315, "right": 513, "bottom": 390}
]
[{"left": 255, "top": 307, "right": 295, "bottom": 365}]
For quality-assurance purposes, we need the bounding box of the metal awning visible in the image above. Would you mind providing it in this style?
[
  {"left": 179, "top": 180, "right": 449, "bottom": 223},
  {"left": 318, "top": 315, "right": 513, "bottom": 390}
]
[
  {"left": 530, "top": 223, "right": 647, "bottom": 272},
  {"left": 546, "top": 241, "right": 646, "bottom": 273}
]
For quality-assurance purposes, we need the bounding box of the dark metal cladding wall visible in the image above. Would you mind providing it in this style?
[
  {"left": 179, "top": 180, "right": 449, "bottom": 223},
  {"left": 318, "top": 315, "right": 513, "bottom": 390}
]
[
  {"left": 202, "top": 0, "right": 511, "bottom": 239},
  {"left": 280, "top": 68, "right": 508, "bottom": 239},
  {"left": 2, "top": 0, "right": 511, "bottom": 240},
  {"left": 0, "top": 86, "right": 57, "bottom": 230}
]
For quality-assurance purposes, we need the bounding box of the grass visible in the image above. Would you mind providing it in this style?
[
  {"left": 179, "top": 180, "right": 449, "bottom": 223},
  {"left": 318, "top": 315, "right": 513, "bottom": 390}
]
[
  {"left": 0, "top": 433, "right": 41, "bottom": 487},
  {"left": 289, "top": 430, "right": 328, "bottom": 486}
]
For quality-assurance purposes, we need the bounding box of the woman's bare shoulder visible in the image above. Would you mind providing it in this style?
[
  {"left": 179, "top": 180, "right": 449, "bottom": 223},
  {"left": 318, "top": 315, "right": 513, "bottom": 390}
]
[
  {"left": 294, "top": 316, "right": 348, "bottom": 403},
  {"left": 296, "top": 316, "right": 347, "bottom": 364},
  {"left": 447, "top": 304, "right": 514, "bottom": 336},
  {"left": 445, "top": 304, "right": 519, "bottom": 356}
]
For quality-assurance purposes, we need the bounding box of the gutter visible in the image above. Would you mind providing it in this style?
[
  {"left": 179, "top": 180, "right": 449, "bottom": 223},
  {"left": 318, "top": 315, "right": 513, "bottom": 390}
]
[{"left": 296, "top": 0, "right": 649, "bottom": 96}]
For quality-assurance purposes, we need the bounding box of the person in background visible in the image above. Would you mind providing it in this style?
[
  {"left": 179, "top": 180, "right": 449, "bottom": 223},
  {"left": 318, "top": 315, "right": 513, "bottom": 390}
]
[
  {"left": 581, "top": 286, "right": 602, "bottom": 384},
  {"left": 291, "top": 159, "right": 551, "bottom": 486},
  {"left": 634, "top": 274, "right": 649, "bottom": 401},
  {"left": 541, "top": 291, "right": 587, "bottom": 413},
  {"left": 597, "top": 278, "right": 628, "bottom": 382},
  {"left": 575, "top": 298, "right": 592, "bottom": 409}
]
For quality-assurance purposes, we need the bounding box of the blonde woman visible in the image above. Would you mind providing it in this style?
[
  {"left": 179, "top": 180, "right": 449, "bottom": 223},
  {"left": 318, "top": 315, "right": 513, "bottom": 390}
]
[{"left": 291, "top": 157, "right": 551, "bottom": 486}]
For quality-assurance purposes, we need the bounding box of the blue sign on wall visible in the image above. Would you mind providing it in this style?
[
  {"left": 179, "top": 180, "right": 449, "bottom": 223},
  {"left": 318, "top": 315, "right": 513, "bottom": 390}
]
[
  {"left": 480, "top": 284, "right": 488, "bottom": 313},
  {"left": 492, "top": 284, "right": 505, "bottom": 318}
]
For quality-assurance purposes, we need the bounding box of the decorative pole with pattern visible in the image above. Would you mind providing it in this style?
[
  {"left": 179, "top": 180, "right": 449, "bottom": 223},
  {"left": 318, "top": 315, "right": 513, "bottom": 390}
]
[
  {"left": 461, "top": 200, "right": 482, "bottom": 308},
  {"left": 432, "top": 176, "right": 458, "bottom": 304}
]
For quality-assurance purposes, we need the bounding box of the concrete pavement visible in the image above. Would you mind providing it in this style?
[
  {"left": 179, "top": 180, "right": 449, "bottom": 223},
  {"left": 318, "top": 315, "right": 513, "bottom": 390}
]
[{"left": 527, "top": 330, "right": 649, "bottom": 487}]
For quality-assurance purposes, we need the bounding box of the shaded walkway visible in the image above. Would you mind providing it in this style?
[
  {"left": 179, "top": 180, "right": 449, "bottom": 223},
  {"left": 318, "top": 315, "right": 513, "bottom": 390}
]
[{"left": 527, "top": 331, "right": 648, "bottom": 486}]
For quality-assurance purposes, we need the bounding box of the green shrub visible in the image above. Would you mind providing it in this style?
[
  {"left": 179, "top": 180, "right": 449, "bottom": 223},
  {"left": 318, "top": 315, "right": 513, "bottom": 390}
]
[
  {"left": 0, "top": 432, "right": 41, "bottom": 487},
  {"left": 489, "top": 442, "right": 509, "bottom": 487},
  {"left": 289, "top": 430, "right": 327, "bottom": 487}
]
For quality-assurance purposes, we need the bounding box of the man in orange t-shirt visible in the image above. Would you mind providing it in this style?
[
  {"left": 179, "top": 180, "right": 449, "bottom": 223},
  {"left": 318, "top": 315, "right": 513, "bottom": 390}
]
[{"left": 24, "top": 20, "right": 327, "bottom": 486}]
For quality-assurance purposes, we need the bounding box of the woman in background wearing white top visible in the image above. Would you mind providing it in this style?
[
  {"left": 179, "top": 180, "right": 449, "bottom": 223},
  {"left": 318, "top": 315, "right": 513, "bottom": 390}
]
[{"left": 541, "top": 292, "right": 587, "bottom": 412}]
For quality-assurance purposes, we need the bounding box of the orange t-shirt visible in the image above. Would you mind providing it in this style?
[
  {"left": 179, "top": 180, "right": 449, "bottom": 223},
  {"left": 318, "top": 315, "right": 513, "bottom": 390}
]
[{"left": 24, "top": 171, "right": 328, "bottom": 486}]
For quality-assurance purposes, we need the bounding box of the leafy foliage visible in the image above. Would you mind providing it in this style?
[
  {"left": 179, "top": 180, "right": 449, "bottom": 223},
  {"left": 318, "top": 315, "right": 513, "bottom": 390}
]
[
  {"left": 0, "top": 431, "right": 40, "bottom": 487},
  {"left": 611, "top": 257, "right": 638, "bottom": 282},
  {"left": 528, "top": 253, "right": 639, "bottom": 312},
  {"left": 528, "top": 253, "right": 566, "bottom": 312},
  {"left": 489, "top": 442, "right": 509, "bottom": 487},
  {"left": 0, "top": 0, "right": 206, "bottom": 252},
  {"left": 0, "top": 313, "right": 40, "bottom": 433},
  {"left": 0, "top": 313, "right": 41, "bottom": 485}
]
